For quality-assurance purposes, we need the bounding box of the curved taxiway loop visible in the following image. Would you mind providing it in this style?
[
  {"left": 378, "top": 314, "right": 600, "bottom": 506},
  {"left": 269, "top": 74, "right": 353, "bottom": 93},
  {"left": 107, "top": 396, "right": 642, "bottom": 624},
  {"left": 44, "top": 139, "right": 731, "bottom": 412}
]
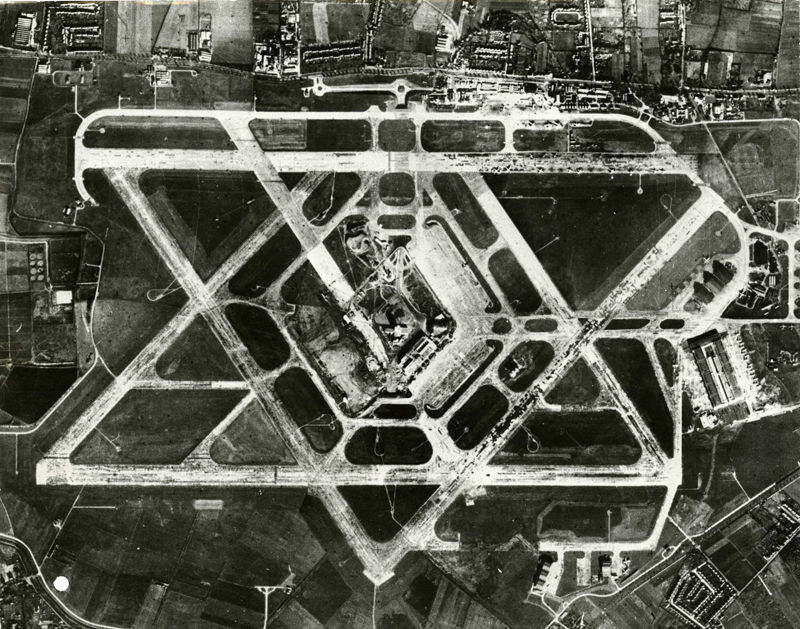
[{"left": 71, "top": 108, "right": 679, "bottom": 204}]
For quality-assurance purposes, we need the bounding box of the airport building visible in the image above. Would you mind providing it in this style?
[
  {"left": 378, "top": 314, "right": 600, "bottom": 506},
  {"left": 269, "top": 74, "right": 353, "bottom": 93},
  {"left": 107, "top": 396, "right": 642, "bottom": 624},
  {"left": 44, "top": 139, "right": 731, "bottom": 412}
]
[
  {"left": 687, "top": 329, "right": 741, "bottom": 408},
  {"left": 668, "top": 560, "right": 736, "bottom": 626}
]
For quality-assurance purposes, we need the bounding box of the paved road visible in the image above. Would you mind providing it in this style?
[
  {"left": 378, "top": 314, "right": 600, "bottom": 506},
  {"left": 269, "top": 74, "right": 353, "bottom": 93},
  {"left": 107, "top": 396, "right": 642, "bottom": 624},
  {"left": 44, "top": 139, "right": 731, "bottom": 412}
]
[
  {"left": 0, "top": 534, "right": 122, "bottom": 629},
  {"left": 374, "top": 186, "right": 724, "bottom": 574},
  {"left": 76, "top": 147, "right": 686, "bottom": 178},
  {"left": 36, "top": 105, "right": 737, "bottom": 584},
  {"left": 38, "top": 458, "right": 672, "bottom": 486}
]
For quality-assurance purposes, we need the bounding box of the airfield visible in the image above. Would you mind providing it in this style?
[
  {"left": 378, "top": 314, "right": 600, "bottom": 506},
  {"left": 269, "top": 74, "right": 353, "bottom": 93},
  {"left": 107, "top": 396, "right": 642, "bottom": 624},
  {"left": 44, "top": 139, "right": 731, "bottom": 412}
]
[{"left": 16, "top": 105, "right": 758, "bottom": 588}]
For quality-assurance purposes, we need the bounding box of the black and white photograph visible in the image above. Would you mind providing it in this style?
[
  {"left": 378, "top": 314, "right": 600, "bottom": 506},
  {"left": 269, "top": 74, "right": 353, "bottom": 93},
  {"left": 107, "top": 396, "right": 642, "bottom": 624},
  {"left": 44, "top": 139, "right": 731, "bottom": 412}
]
[{"left": 0, "top": 0, "right": 798, "bottom": 626}]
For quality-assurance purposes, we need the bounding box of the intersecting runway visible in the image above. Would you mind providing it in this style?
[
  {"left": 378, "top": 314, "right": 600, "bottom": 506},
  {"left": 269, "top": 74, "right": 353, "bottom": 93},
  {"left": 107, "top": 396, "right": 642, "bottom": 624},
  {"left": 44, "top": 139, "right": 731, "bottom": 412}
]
[{"left": 34, "top": 107, "right": 744, "bottom": 583}]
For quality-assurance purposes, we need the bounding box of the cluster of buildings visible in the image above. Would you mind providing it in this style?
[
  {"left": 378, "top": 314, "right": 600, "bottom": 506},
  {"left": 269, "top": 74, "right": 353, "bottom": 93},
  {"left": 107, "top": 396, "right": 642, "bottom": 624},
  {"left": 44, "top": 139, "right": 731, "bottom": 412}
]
[
  {"left": 684, "top": 259, "right": 736, "bottom": 313},
  {"left": 668, "top": 492, "right": 800, "bottom": 627},
  {"left": 734, "top": 235, "right": 786, "bottom": 315},
  {"left": 255, "top": 2, "right": 365, "bottom": 77},
  {"left": 397, "top": 333, "right": 443, "bottom": 383},
  {"left": 255, "top": 1, "right": 300, "bottom": 77},
  {"left": 686, "top": 326, "right": 760, "bottom": 427},
  {"left": 685, "top": 327, "right": 756, "bottom": 426},
  {"left": 452, "top": 29, "right": 522, "bottom": 75},
  {"left": 11, "top": 4, "right": 105, "bottom": 54},
  {"left": 657, "top": 0, "right": 681, "bottom": 30},
  {"left": 147, "top": 64, "right": 174, "bottom": 89},
  {"left": 0, "top": 563, "right": 20, "bottom": 587},
  {"left": 42, "top": 2, "right": 104, "bottom": 55},
  {"left": 302, "top": 40, "right": 363, "bottom": 74},
  {"left": 651, "top": 93, "right": 696, "bottom": 123},
  {"left": 424, "top": 75, "right": 620, "bottom": 115},
  {"left": 759, "top": 501, "right": 800, "bottom": 562},
  {"left": 0, "top": 557, "right": 68, "bottom": 628},
  {"left": 687, "top": 329, "right": 741, "bottom": 411},
  {"left": 667, "top": 559, "right": 736, "bottom": 627},
  {"left": 550, "top": 83, "right": 615, "bottom": 111},
  {"left": 444, "top": 5, "right": 603, "bottom": 80},
  {"left": 364, "top": 0, "right": 386, "bottom": 61},
  {"left": 767, "top": 347, "right": 800, "bottom": 372},
  {"left": 427, "top": 75, "right": 530, "bottom": 112},
  {"left": 688, "top": 92, "right": 746, "bottom": 121},
  {"left": 651, "top": 89, "right": 780, "bottom": 124},
  {"left": 11, "top": 13, "right": 37, "bottom": 49},
  {"left": 686, "top": 47, "right": 776, "bottom": 90},
  {"left": 530, "top": 555, "right": 555, "bottom": 595},
  {"left": 361, "top": 250, "right": 453, "bottom": 389},
  {"left": 188, "top": 14, "right": 213, "bottom": 63}
]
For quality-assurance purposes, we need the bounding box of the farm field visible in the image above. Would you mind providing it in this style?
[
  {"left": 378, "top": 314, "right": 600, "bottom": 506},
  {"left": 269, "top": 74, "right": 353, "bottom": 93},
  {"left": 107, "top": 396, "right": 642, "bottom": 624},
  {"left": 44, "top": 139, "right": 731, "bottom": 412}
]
[
  {"left": 686, "top": 0, "right": 783, "bottom": 54},
  {"left": 39, "top": 488, "right": 318, "bottom": 627},
  {"left": 740, "top": 324, "right": 800, "bottom": 404},
  {"left": 777, "top": 0, "right": 800, "bottom": 87},
  {"left": 0, "top": 55, "right": 34, "bottom": 163}
]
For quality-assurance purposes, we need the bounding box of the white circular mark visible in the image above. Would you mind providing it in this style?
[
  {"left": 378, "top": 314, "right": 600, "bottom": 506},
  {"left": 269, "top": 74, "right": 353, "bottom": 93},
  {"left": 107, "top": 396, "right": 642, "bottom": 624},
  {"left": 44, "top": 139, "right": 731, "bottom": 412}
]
[{"left": 53, "top": 576, "right": 70, "bottom": 592}]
